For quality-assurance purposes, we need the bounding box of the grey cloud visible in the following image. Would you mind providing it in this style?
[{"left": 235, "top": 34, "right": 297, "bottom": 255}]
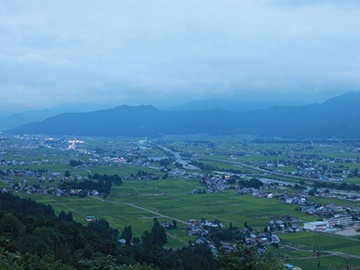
[{"left": 0, "top": 0, "right": 359, "bottom": 112}]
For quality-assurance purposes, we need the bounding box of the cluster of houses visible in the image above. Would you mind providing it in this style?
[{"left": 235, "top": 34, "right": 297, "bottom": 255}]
[
  {"left": 186, "top": 219, "right": 225, "bottom": 236},
  {"left": 237, "top": 187, "right": 360, "bottom": 231},
  {"left": 237, "top": 187, "right": 268, "bottom": 197},
  {"left": 0, "top": 168, "right": 52, "bottom": 180},
  {"left": 237, "top": 187, "right": 308, "bottom": 203},
  {"left": 0, "top": 135, "right": 156, "bottom": 170},
  {"left": 7, "top": 179, "right": 101, "bottom": 197},
  {"left": 243, "top": 150, "right": 359, "bottom": 182},
  {"left": 9, "top": 181, "right": 49, "bottom": 195},
  {"left": 199, "top": 175, "right": 238, "bottom": 193},
  {"left": 242, "top": 230, "right": 280, "bottom": 251},
  {"left": 267, "top": 215, "right": 301, "bottom": 233},
  {"left": 0, "top": 167, "right": 105, "bottom": 197},
  {"left": 160, "top": 220, "right": 178, "bottom": 230},
  {"left": 53, "top": 188, "right": 100, "bottom": 197},
  {"left": 298, "top": 203, "right": 342, "bottom": 217},
  {"left": 187, "top": 218, "right": 281, "bottom": 257}
]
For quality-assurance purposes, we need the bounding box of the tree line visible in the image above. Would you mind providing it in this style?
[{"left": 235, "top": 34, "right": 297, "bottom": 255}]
[
  {"left": 59, "top": 173, "right": 123, "bottom": 195},
  {"left": 190, "top": 161, "right": 246, "bottom": 174},
  {"left": 313, "top": 180, "right": 360, "bottom": 192}
]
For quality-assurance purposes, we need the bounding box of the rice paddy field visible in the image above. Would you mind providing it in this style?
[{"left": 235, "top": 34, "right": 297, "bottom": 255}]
[{"left": 28, "top": 178, "right": 315, "bottom": 242}]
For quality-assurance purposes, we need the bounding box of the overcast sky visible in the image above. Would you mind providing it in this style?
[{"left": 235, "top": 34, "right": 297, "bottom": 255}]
[{"left": 1, "top": 0, "right": 360, "bottom": 113}]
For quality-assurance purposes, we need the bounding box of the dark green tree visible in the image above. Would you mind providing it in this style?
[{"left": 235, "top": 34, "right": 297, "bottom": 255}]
[
  {"left": 0, "top": 213, "right": 25, "bottom": 239},
  {"left": 216, "top": 244, "right": 282, "bottom": 270},
  {"left": 151, "top": 218, "right": 167, "bottom": 247},
  {"left": 121, "top": 226, "right": 133, "bottom": 246}
]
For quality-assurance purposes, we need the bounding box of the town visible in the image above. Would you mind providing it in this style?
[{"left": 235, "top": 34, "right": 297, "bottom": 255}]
[{"left": 1, "top": 134, "right": 360, "bottom": 269}]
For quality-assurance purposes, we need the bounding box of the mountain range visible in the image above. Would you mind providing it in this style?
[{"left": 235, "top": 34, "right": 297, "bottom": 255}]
[
  {"left": 0, "top": 104, "right": 115, "bottom": 130},
  {"left": 6, "top": 92, "right": 360, "bottom": 139}
]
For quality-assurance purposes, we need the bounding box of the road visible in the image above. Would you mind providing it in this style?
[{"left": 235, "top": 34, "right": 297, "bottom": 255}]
[
  {"left": 90, "top": 196, "right": 188, "bottom": 225},
  {"left": 124, "top": 202, "right": 188, "bottom": 225},
  {"left": 282, "top": 243, "right": 360, "bottom": 260}
]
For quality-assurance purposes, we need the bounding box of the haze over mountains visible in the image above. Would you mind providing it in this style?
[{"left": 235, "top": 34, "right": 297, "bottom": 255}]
[
  {"left": 0, "top": 98, "right": 283, "bottom": 130},
  {"left": 0, "top": 104, "right": 118, "bottom": 130},
  {"left": 5, "top": 92, "right": 360, "bottom": 139}
]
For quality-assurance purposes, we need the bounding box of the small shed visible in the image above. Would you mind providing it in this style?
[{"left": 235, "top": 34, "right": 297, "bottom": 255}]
[{"left": 85, "top": 216, "right": 96, "bottom": 222}]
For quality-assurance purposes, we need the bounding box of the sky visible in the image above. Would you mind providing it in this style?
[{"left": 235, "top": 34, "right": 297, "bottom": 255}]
[{"left": 1, "top": 0, "right": 360, "bottom": 114}]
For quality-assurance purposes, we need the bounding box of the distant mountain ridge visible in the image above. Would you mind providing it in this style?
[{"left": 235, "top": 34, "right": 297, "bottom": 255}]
[
  {"left": 6, "top": 92, "right": 360, "bottom": 139},
  {"left": 0, "top": 104, "right": 113, "bottom": 130},
  {"left": 167, "top": 99, "right": 275, "bottom": 112}
]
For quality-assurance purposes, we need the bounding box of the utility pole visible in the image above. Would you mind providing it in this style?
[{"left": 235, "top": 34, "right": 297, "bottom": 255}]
[{"left": 313, "top": 249, "right": 321, "bottom": 270}]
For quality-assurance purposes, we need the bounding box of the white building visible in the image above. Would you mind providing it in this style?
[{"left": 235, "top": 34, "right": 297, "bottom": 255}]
[
  {"left": 325, "top": 215, "right": 352, "bottom": 227},
  {"left": 304, "top": 221, "right": 329, "bottom": 231}
]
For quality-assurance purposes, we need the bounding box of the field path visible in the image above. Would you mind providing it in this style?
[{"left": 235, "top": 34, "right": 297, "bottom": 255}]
[
  {"left": 282, "top": 243, "right": 360, "bottom": 260},
  {"left": 89, "top": 196, "right": 188, "bottom": 225},
  {"left": 166, "top": 232, "right": 188, "bottom": 244},
  {"left": 124, "top": 202, "right": 188, "bottom": 225},
  {"left": 179, "top": 178, "right": 199, "bottom": 188}
]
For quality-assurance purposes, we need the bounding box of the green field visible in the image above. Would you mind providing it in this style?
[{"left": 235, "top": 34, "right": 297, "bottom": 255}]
[
  {"left": 26, "top": 179, "right": 313, "bottom": 243},
  {"left": 284, "top": 256, "right": 360, "bottom": 270},
  {"left": 280, "top": 232, "right": 360, "bottom": 256},
  {"left": 310, "top": 196, "right": 360, "bottom": 207}
]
